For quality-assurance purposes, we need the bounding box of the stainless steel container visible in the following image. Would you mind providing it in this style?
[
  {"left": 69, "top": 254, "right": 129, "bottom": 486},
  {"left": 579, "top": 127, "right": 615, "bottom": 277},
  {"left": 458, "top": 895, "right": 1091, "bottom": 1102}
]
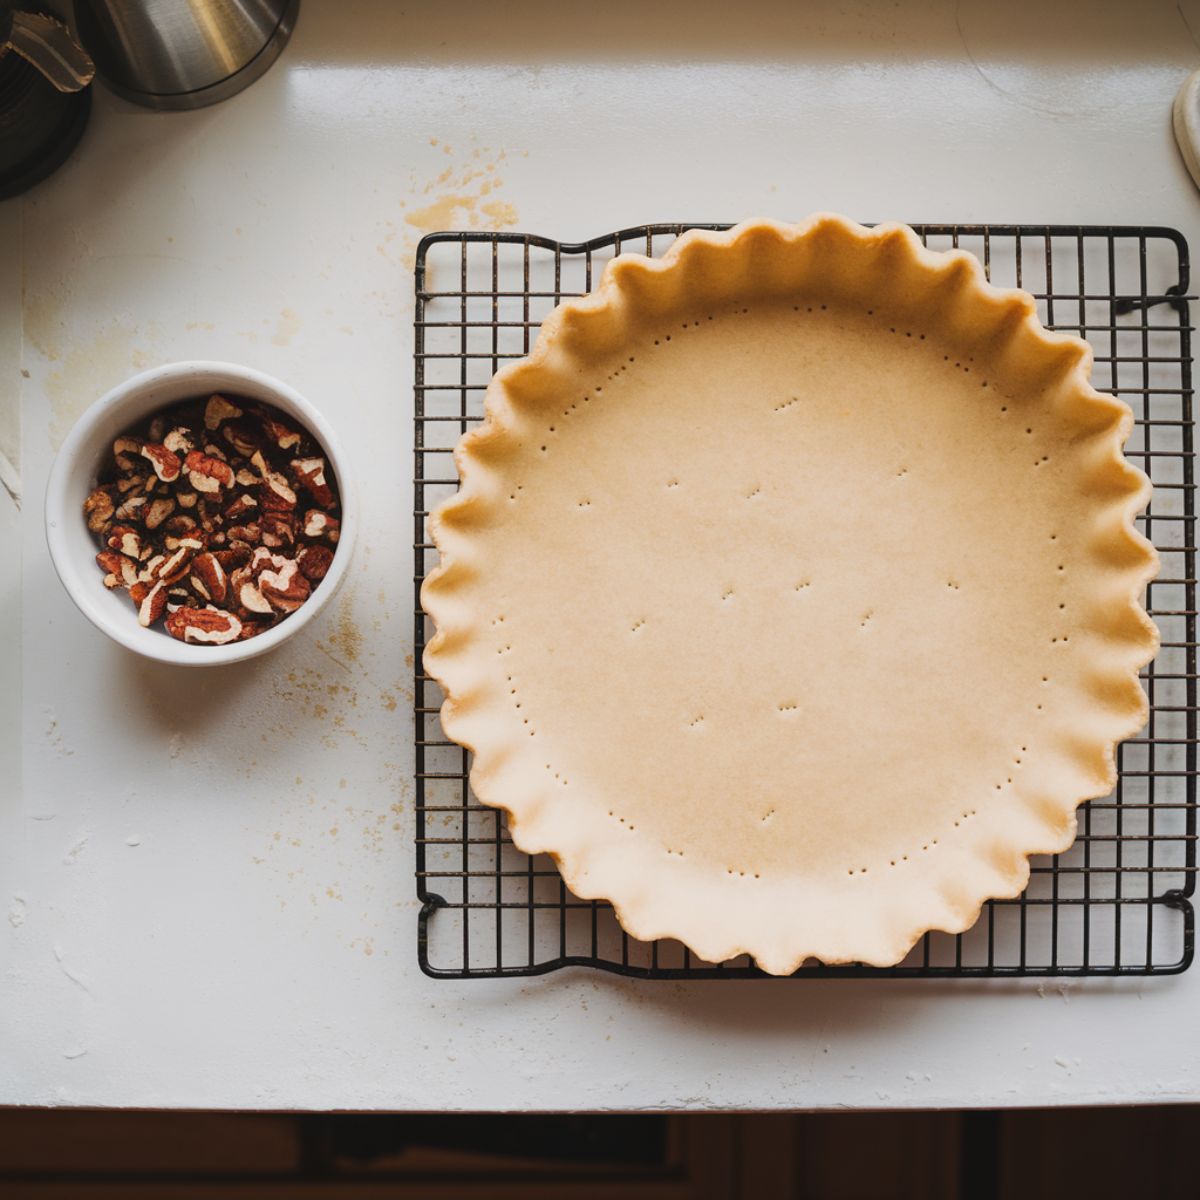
[{"left": 73, "top": 0, "right": 298, "bottom": 110}]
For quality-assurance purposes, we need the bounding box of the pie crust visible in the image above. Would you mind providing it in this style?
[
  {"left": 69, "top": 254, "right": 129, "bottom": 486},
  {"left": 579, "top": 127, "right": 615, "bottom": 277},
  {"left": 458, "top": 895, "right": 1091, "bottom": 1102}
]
[{"left": 422, "top": 215, "right": 1159, "bottom": 974}]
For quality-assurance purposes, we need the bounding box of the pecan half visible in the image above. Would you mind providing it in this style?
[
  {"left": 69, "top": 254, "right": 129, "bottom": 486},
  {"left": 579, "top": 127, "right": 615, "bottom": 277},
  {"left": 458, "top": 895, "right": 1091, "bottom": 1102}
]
[
  {"left": 165, "top": 605, "right": 243, "bottom": 644},
  {"left": 132, "top": 579, "right": 168, "bottom": 627}
]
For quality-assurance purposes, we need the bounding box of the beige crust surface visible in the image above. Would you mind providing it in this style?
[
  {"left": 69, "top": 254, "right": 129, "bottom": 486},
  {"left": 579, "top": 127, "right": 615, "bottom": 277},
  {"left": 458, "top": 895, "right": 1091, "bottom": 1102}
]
[{"left": 422, "top": 215, "right": 1159, "bottom": 974}]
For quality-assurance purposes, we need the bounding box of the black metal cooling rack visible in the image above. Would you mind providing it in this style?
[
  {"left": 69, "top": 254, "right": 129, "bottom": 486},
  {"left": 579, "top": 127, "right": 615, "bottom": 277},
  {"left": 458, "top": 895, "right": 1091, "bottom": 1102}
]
[{"left": 413, "top": 223, "right": 1197, "bottom": 979}]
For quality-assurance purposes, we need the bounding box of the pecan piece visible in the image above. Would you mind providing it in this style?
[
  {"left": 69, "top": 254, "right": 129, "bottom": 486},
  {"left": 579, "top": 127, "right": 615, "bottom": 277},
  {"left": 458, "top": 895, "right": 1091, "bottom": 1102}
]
[
  {"left": 139, "top": 442, "right": 182, "bottom": 483},
  {"left": 184, "top": 450, "right": 235, "bottom": 494},
  {"left": 204, "top": 394, "right": 242, "bottom": 430},
  {"left": 165, "top": 606, "right": 243, "bottom": 645},
  {"left": 215, "top": 541, "right": 252, "bottom": 571},
  {"left": 106, "top": 524, "right": 145, "bottom": 560},
  {"left": 96, "top": 550, "right": 139, "bottom": 589},
  {"left": 238, "top": 579, "right": 274, "bottom": 615},
  {"left": 83, "top": 486, "right": 116, "bottom": 533},
  {"left": 113, "top": 493, "right": 147, "bottom": 522},
  {"left": 257, "top": 409, "right": 302, "bottom": 452},
  {"left": 131, "top": 579, "right": 168, "bottom": 627},
  {"left": 150, "top": 544, "right": 195, "bottom": 585},
  {"left": 175, "top": 489, "right": 198, "bottom": 509},
  {"left": 221, "top": 420, "right": 264, "bottom": 458},
  {"left": 301, "top": 509, "right": 340, "bottom": 543},
  {"left": 189, "top": 552, "right": 227, "bottom": 603},
  {"left": 143, "top": 496, "right": 177, "bottom": 530},
  {"left": 291, "top": 457, "right": 334, "bottom": 508},
  {"left": 164, "top": 427, "right": 194, "bottom": 456},
  {"left": 112, "top": 436, "right": 142, "bottom": 471},
  {"left": 260, "top": 513, "right": 296, "bottom": 548},
  {"left": 223, "top": 492, "right": 258, "bottom": 523},
  {"left": 297, "top": 543, "right": 334, "bottom": 582},
  {"left": 116, "top": 472, "right": 149, "bottom": 495},
  {"left": 226, "top": 521, "right": 262, "bottom": 544},
  {"left": 257, "top": 556, "right": 310, "bottom": 614}
]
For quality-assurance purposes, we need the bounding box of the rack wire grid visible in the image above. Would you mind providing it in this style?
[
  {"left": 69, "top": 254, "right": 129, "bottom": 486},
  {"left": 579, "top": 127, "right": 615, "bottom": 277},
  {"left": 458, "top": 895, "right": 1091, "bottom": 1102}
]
[{"left": 414, "top": 222, "right": 1197, "bottom": 979}]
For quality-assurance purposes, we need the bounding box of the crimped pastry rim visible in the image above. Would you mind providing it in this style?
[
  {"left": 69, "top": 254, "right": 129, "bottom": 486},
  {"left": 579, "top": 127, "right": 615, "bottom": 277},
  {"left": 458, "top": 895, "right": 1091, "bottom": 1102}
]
[{"left": 421, "top": 215, "right": 1160, "bottom": 974}]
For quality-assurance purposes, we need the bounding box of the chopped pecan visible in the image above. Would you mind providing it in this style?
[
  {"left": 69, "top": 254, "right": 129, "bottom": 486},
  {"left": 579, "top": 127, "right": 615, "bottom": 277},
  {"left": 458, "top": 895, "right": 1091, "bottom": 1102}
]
[
  {"left": 257, "top": 409, "right": 302, "bottom": 452},
  {"left": 133, "top": 579, "right": 168, "bottom": 627},
  {"left": 260, "top": 513, "right": 296, "bottom": 548},
  {"left": 257, "top": 556, "right": 310, "bottom": 614},
  {"left": 297, "top": 543, "right": 334, "bottom": 582},
  {"left": 113, "top": 493, "right": 147, "bottom": 522},
  {"left": 143, "top": 496, "right": 177, "bottom": 530},
  {"left": 301, "top": 509, "right": 340, "bottom": 543},
  {"left": 184, "top": 450, "right": 235, "bottom": 494},
  {"left": 291, "top": 457, "right": 334, "bottom": 508},
  {"left": 223, "top": 492, "right": 258, "bottom": 522},
  {"left": 106, "top": 524, "right": 145, "bottom": 560},
  {"left": 165, "top": 605, "right": 243, "bottom": 644},
  {"left": 221, "top": 420, "right": 263, "bottom": 458},
  {"left": 84, "top": 487, "right": 116, "bottom": 533},
  {"left": 238, "top": 579, "right": 274, "bottom": 615},
  {"left": 151, "top": 544, "right": 195, "bottom": 585},
  {"left": 139, "top": 442, "right": 182, "bottom": 483},
  {"left": 88, "top": 393, "right": 339, "bottom": 646},
  {"left": 112, "top": 436, "right": 142, "bottom": 471},
  {"left": 204, "top": 394, "right": 243, "bottom": 430},
  {"left": 163, "top": 427, "right": 194, "bottom": 456},
  {"left": 189, "top": 552, "right": 227, "bottom": 603},
  {"left": 116, "top": 472, "right": 148, "bottom": 495},
  {"left": 226, "top": 521, "right": 262, "bottom": 544},
  {"left": 96, "top": 550, "right": 139, "bottom": 589},
  {"left": 215, "top": 541, "right": 252, "bottom": 571}
]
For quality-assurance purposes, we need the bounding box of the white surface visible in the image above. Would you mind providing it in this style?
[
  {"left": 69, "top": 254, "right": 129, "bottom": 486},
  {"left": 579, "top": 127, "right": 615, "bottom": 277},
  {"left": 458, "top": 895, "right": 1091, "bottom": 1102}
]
[
  {"left": 4, "top": 0, "right": 1200, "bottom": 1111},
  {"left": 44, "top": 361, "right": 358, "bottom": 666}
]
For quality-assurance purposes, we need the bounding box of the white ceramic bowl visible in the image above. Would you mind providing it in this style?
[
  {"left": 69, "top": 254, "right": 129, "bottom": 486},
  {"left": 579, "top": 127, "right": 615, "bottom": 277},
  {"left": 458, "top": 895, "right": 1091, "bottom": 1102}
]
[{"left": 45, "top": 361, "right": 357, "bottom": 666}]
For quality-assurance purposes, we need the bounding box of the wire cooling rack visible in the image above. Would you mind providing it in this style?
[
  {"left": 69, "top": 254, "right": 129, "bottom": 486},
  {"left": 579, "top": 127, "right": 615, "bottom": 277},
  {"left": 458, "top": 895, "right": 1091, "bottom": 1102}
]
[{"left": 414, "top": 223, "right": 1197, "bottom": 979}]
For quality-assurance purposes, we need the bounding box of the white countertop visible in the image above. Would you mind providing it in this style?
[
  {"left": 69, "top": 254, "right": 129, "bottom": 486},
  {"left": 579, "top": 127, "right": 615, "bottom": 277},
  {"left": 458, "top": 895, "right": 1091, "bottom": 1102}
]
[{"left": 5, "top": 0, "right": 1200, "bottom": 1111}]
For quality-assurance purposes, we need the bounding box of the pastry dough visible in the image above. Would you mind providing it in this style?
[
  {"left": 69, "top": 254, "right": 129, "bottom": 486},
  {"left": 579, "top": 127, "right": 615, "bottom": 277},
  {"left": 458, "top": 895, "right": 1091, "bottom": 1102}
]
[{"left": 422, "top": 215, "right": 1159, "bottom": 973}]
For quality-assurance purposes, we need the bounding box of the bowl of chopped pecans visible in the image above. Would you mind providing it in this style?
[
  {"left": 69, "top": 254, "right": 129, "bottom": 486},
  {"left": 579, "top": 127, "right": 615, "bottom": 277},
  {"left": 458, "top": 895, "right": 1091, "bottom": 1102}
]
[{"left": 45, "top": 361, "right": 357, "bottom": 665}]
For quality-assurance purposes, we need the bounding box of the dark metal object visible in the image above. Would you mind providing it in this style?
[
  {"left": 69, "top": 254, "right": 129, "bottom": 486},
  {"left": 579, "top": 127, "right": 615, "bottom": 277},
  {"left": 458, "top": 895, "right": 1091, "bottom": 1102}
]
[
  {"left": 0, "top": 6, "right": 91, "bottom": 201},
  {"left": 73, "top": 0, "right": 298, "bottom": 110},
  {"left": 1, "top": 6, "right": 93, "bottom": 91},
  {"left": 414, "top": 223, "right": 1197, "bottom": 980}
]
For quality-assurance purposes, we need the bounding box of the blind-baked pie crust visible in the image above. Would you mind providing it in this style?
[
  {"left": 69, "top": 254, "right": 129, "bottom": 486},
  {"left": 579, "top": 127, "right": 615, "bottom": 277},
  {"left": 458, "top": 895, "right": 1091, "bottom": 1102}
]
[{"left": 422, "top": 215, "right": 1159, "bottom": 973}]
